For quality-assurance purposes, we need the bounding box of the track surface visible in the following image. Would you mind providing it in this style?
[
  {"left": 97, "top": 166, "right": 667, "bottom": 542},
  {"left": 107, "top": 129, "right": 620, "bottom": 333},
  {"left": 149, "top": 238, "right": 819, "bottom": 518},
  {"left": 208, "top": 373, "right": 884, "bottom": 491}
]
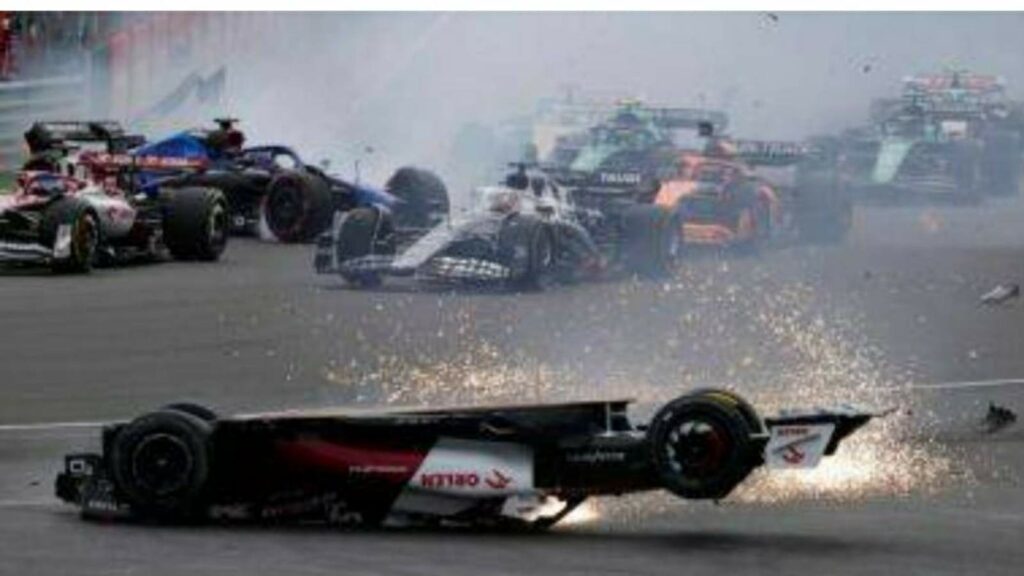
[{"left": 1, "top": 199, "right": 1022, "bottom": 575}]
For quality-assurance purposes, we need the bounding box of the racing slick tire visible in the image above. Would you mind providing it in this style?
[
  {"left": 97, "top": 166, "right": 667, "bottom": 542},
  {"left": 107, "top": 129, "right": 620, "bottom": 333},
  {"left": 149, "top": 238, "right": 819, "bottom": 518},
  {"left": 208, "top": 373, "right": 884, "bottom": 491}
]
[
  {"left": 981, "top": 130, "right": 1022, "bottom": 197},
  {"left": 336, "top": 207, "right": 395, "bottom": 287},
  {"left": 161, "top": 187, "right": 229, "bottom": 261},
  {"left": 619, "top": 204, "right": 680, "bottom": 278},
  {"left": 688, "top": 388, "right": 764, "bottom": 434},
  {"left": 110, "top": 409, "right": 214, "bottom": 520},
  {"left": 264, "top": 170, "right": 334, "bottom": 243},
  {"left": 162, "top": 403, "right": 219, "bottom": 422},
  {"left": 385, "top": 167, "right": 450, "bottom": 229},
  {"left": 647, "top": 393, "right": 757, "bottom": 500},
  {"left": 40, "top": 198, "right": 100, "bottom": 274},
  {"left": 497, "top": 214, "right": 555, "bottom": 291}
]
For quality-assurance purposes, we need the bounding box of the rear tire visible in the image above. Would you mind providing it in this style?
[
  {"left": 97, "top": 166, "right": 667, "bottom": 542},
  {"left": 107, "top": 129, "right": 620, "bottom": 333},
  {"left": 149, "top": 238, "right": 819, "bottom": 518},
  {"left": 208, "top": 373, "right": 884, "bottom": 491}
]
[
  {"left": 648, "top": 393, "right": 756, "bottom": 500},
  {"left": 264, "top": 171, "right": 334, "bottom": 242},
  {"left": 620, "top": 204, "right": 679, "bottom": 278},
  {"left": 110, "top": 410, "right": 213, "bottom": 520},
  {"left": 385, "top": 167, "right": 450, "bottom": 229},
  {"left": 40, "top": 199, "right": 99, "bottom": 274},
  {"left": 162, "top": 187, "right": 229, "bottom": 261}
]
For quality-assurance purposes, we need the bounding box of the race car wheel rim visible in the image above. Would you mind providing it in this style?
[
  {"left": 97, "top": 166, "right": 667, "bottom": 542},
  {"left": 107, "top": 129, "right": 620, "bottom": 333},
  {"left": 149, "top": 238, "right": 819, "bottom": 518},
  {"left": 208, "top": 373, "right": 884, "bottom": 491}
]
[
  {"left": 74, "top": 214, "right": 98, "bottom": 264},
  {"left": 207, "top": 203, "right": 228, "bottom": 253},
  {"left": 131, "top": 433, "right": 194, "bottom": 497},
  {"left": 266, "top": 184, "right": 307, "bottom": 239},
  {"left": 663, "top": 418, "right": 729, "bottom": 477}
]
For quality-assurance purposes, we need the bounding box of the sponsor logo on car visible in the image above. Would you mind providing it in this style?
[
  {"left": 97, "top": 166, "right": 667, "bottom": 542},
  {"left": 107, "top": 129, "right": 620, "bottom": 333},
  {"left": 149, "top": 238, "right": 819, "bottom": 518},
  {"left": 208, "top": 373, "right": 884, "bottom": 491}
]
[
  {"left": 599, "top": 172, "right": 642, "bottom": 185},
  {"left": 419, "top": 471, "right": 481, "bottom": 489},
  {"left": 566, "top": 450, "right": 628, "bottom": 464}
]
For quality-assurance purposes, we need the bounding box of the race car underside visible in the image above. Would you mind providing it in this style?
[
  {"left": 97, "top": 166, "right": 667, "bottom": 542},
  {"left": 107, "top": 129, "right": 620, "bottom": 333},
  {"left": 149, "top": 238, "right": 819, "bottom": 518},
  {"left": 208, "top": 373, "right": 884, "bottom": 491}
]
[{"left": 55, "top": 393, "right": 878, "bottom": 530}]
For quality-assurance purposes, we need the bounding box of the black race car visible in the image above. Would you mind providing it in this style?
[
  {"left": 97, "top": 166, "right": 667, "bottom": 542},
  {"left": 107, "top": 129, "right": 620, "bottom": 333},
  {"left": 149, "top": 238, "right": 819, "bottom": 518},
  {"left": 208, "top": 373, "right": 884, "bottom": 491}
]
[
  {"left": 25, "top": 120, "right": 448, "bottom": 243},
  {"left": 56, "top": 389, "right": 877, "bottom": 529}
]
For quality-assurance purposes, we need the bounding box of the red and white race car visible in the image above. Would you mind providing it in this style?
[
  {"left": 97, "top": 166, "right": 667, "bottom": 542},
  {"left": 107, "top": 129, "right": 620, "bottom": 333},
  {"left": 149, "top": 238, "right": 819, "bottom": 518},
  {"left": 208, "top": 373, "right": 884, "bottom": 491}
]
[
  {"left": 0, "top": 168, "right": 227, "bottom": 273},
  {"left": 55, "top": 389, "right": 879, "bottom": 529}
]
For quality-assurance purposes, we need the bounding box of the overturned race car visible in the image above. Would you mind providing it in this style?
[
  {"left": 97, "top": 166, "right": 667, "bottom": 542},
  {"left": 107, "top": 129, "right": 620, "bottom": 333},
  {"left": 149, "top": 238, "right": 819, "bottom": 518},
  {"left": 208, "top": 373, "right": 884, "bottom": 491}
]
[{"left": 56, "top": 388, "right": 879, "bottom": 529}]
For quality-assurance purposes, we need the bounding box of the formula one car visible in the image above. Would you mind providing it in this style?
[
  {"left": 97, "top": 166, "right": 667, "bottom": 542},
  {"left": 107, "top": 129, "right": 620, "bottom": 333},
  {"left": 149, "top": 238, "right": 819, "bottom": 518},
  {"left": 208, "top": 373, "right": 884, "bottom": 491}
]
[
  {"left": 313, "top": 164, "right": 679, "bottom": 289},
  {"left": 0, "top": 168, "right": 227, "bottom": 273},
  {"left": 55, "top": 389, "right": 878, "bottom": 529},
  {"left": 654, "top": 135, "right": 852, "bottom": 250},
  {"left": 838, "top": 70, "right": 1024, "bottom": 203},
  {"left": 25, "top": 120, "right": 449, "bottom": 242},
  {"left": 541, "top": 100, "right": 730, "bottom": 200}
]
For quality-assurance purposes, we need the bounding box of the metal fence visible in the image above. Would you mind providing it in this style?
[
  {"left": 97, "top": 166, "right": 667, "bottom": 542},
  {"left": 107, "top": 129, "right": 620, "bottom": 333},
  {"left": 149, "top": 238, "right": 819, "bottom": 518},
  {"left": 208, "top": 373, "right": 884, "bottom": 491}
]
[{"left": 0, "top": 75, "right": 85, "bottom": 172}]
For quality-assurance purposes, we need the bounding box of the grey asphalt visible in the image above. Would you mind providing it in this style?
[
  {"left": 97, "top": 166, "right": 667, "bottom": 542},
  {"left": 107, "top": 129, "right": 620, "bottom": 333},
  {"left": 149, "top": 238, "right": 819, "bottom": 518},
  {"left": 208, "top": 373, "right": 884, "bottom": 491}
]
[{"left": 0, "top": 200, "right": 1022, "bottom": 575}]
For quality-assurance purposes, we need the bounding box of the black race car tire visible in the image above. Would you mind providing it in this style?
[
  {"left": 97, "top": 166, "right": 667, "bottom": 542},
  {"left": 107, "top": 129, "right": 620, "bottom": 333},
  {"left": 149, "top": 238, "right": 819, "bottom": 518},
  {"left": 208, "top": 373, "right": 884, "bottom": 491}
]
[
  {"left": 498, "top": 214, "right": 555, "bottom": 291},
  {"left": 264, "top": 171, "right": 334, "bottom": 243},
  {"left": 687, "top": 388, "right": 764, "bottom": 434},
  {"left": 336, "top": 207, "right": 395, "bottom": 288},
  {"left": 162, "top": 403, "right": 219, "bottom": 422},
  {"left": 40, "top": 198, "right": 99, "bottom": 274},
  {"left": 648, "top": 393, "right": 757, "bottom": 500},
  {"left": 619, "top": 204, "right": 679, "bottom": 278},
  {"left": 162, "top": 187, "right": 229, "bottom": 261},
  {"left": 110, "top": 409, "right": 213, "bottom": 520},
  {"left": 385, "top": 167, "right": 450, "bottom": 229}
]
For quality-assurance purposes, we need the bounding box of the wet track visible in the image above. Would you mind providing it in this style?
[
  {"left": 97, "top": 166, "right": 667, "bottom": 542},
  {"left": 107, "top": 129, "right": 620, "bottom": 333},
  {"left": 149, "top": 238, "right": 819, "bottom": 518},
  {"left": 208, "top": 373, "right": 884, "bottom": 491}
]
[{"left": 1, "top": 200, "right": 1023, "bottom": 575}]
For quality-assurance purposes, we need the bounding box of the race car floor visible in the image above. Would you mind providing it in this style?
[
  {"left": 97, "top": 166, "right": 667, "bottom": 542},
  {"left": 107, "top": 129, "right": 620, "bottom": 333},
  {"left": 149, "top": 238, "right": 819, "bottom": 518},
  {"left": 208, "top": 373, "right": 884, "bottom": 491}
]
[{"left": 1, "top": 199, "right": 1023, "bottom": 575}]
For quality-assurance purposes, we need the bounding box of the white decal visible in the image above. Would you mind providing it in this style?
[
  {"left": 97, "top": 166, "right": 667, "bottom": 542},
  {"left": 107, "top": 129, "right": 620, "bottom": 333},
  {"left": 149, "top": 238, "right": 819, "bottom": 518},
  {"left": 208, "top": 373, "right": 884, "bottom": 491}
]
[{"left": 765, "top": 423, "right": 835, "bottom": 470}]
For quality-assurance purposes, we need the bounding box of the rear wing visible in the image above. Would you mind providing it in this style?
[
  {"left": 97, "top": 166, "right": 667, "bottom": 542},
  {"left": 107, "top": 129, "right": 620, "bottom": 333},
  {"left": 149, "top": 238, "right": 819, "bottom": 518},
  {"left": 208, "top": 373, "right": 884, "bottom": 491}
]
[{"left": 24, "top": 121, "right": 146, "bottom": 155}]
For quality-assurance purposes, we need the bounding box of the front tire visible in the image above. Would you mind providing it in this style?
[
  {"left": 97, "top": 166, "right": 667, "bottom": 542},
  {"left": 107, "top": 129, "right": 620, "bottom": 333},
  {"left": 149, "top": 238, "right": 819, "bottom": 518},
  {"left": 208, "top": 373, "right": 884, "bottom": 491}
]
[
  {"left": 264, "top": 171, "right": 333, "bottom": 242},
  {"left": 162, "top": 187, "right": 229, "bottom": 261},
  {"left": 385, "top": 167, "right": 450, "bottom": 229},
  {"left": 336, "top": 207, "right": 395, "bottom": 287},
  {"left": 40, "top": 198, "right": 99, "bottom": 274}
]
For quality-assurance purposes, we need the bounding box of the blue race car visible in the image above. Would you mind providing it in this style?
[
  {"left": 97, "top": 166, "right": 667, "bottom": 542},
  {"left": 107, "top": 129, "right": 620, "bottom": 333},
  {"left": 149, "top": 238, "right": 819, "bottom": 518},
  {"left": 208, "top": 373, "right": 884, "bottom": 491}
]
[{"left": 25, "top": 119, "right": 449, "bottom": 243}]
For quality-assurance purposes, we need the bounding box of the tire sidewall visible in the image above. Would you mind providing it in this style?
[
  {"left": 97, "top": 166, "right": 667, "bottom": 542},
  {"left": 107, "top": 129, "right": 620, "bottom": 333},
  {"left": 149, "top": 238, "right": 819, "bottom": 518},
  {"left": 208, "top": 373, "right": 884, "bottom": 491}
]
[{"left": 110, "top": 410, "right": 213, "bottom": 519}]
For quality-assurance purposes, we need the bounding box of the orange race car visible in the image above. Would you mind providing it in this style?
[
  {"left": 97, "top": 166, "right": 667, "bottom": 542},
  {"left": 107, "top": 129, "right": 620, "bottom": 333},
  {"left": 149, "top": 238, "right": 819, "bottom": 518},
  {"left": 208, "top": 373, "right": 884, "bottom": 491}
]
[{"left": 653, "top": 136, "right": 852, "bottom": 251}]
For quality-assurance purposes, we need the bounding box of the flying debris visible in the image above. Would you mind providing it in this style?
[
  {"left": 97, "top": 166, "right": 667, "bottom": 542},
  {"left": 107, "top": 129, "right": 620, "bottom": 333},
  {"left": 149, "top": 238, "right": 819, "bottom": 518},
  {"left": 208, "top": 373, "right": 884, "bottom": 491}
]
[
  {"left": 981, "top": 403, "right": 1017, "bottom": 434},
  {"left": 980, "top": 283, "right": 1020, "bottom": 306}
]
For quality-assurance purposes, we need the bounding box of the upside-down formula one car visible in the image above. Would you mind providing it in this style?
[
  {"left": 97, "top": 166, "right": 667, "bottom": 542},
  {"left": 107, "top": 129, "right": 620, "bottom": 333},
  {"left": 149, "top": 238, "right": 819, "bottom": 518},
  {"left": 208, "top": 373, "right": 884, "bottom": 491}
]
[{"left": 56, "top": 389, "right": 878, "bottom": 530}]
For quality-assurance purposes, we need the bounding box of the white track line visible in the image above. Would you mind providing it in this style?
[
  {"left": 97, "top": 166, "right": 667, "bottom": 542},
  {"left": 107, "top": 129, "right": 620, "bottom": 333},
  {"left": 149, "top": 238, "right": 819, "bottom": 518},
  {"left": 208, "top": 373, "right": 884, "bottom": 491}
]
[
  {"left": 908, "top": 378, "right": 1024, "bottom": 391},
  {"left": 0, "top": 420, "right": 105, "bottom": 433}
]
